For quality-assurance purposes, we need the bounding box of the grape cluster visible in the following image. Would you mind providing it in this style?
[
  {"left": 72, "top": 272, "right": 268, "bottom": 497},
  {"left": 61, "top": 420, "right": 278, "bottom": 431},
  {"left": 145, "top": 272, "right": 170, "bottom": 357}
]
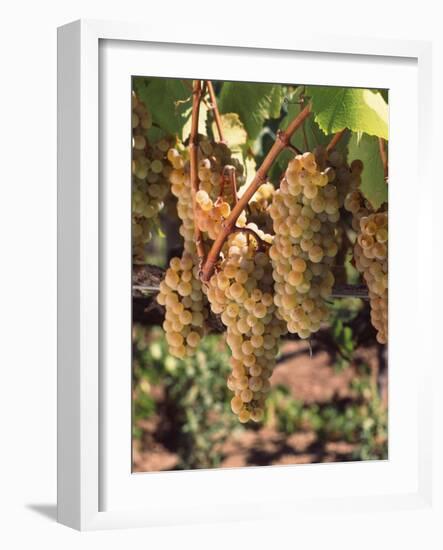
[
  {"left": 159, "top": 140, "right": 247, "bottom": 361},
  {"left": 204, "top": 230, "right": 286, "bottom": 423},
  {"left": 341, "top": 160, "right": 388, "bottom": 344},
  {"left": 195, "top": 190, "right": 231, "bottom": 239},
  {"left": 167, "top": 146, "right": 196, "bottom": 250},
  {"left": 132, "top": 92, "right": 173, "bottom": 262},
  {"left": 353, "top": 212, "right": 388, "bottom": 344},
  {"left": 156, "top": 146, "right": 210, "bottom": 359},
  {"left": 344, "top": 189, "right": 371, "bottom": 232},
  {"left": 342, "top": 158, "right": 374, "bottom": 233},
  {"left": 168, "top": 139, "right": 246, "bottom": 241},
  {"left": 313, "top": 148, "right": 364, "bottom": 207},
  {"left": 269, "top": 152, "right": 340, "bottom": 338},
  {"left": 196, "top": 140, "right": 244, "bottom": 203},
  {"left": 156, "top": 253, "right": 207, "bottom": 357}
]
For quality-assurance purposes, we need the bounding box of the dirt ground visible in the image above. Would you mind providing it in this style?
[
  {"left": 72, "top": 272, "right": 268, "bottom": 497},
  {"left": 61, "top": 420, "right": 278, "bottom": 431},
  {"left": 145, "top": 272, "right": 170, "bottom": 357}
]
[{"left": 133, "top": 339, "right": 384, "bottom": 472}]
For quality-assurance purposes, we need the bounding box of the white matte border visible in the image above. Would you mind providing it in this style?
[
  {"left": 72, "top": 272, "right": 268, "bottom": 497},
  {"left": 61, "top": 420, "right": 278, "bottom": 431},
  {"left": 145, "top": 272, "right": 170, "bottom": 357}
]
[{"left": 57, "top": 19, "right": 434, "bottom": 531}]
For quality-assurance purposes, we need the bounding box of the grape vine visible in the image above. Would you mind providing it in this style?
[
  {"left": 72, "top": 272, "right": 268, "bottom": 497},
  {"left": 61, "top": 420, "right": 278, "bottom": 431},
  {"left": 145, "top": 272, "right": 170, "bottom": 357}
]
[{"left": 138, "top": 79, "right": 390, "bottom": 423}]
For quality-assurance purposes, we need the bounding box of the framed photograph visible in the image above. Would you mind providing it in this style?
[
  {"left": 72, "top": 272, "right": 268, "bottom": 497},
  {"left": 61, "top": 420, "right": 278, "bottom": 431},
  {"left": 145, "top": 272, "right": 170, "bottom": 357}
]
[{"left": 57, "top": 19, "right": 434, "bottom": 531}]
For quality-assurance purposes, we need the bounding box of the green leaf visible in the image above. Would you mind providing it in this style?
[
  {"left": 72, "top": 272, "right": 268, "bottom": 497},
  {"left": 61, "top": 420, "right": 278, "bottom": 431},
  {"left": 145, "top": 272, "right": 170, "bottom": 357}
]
[
  {"left": 348, "top": 133, "right": 388, "bottom": 210},
  {"left": 288, "top": 111, "right": 332, "bottom": 152},
  {"left": 307, "top": 86, "right": 389, "bottom": 140},
  {"left": 218, "top": 83, "right": 284, "bottom": 142},
  {"left": 268, "top": 148, "right": 291, "bottom": 184},
  {"left": 144, "top": 126, "right": 168, "bottom": 143},
  {"left": 210, "top": 113, "right": 254, "bottom": 182},
  {"left": 269, "top": 90, "right": 350, "bottom": 183},
  {"left": 137, "top": 78, "right": 192, "bottom": 136},
  {"left": 133, "top": 77, "right": 151, "bottom": 97},
  {"left": 379, "top": 89, "right": 389, "bottom": 103}
]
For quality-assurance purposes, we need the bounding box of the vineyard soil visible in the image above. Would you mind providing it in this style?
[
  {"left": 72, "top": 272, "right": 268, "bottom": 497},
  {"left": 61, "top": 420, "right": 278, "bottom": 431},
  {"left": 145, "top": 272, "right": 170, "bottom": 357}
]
[{"left": 133, "top": 339, "right": 386, "bottom": 471}]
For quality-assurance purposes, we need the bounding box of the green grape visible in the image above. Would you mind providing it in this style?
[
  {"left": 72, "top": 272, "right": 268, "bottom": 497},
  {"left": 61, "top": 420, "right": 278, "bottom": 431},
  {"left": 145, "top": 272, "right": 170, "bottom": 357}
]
[
  {"left": 132, "top": 90, "right": 174, "bottom": 263},
  {"left": 269, "top": 151, "right": 340, "bottom": 338},
  {"left": 204, "top": 229, "right": 286, "bottom": 423}
]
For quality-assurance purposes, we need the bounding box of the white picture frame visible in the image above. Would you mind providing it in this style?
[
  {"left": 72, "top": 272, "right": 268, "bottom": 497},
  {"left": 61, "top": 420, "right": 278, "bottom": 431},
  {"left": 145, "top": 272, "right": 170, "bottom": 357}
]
[{"left": 57, "top": 19, "right": 435, "bottom": 531}]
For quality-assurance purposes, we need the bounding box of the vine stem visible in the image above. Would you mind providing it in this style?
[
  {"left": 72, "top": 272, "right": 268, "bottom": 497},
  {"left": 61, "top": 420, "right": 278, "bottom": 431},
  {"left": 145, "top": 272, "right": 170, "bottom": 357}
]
[
  {"left": 286, "top": 143, "right": 303, "bottom": 156},
  {"left": 378, "top": 138, "right": 388, "bottom": 181},
  {"left": 200, "top": 104, "right": 312, "bottom": 282},
  {"left": 133, "top": 264, "right": 369, "bottom": 300},
  {"left": 300, "top": 88, "right": 309, "bottom": 150},
  {"left": 206, "top": 81, "right": 225, "bottom": 143},
  {"left": 222, "top": 165, "right": 239, "bottom": 204},
  {"left": 326, "top": 129, "right": 346, "bottom": 152},
  {"left": 189, "top": 80, "right": 206, "bottom": 264}
]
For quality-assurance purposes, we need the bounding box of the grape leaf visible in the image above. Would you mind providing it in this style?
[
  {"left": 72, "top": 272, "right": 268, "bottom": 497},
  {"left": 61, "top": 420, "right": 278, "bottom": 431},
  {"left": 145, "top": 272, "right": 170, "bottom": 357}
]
[
  {"left": 379, "top": 89, "right": 389, "bottom": 103},
  {"left": 282, "top": 104, "right": 331, "bottom": 152},
  {"left": 133, "top": 76, "right": 151, "bottom": 97},
  {"left": 211, "top": 113, "right": 251, "bottom": 179},
  {"left": 145, "top": 126, "right": 168, "bottom": 143},
  {"left": 269, "top": 91, "right": 350, "bottom": 183},
  {"left": 307, "top": 86, "right": 389, "bottom": 140},
  {"left": 212, "top": 113, "right": 247, "bottom": 151},
  {"left": 218, "top": 83, "right": 284, "bottom": 142},
  {"left": 348, "top": 133, "right": 388, "bottom": 210},
  {"left": 137, "top": 78, "right": 192, "bottom": 136}
]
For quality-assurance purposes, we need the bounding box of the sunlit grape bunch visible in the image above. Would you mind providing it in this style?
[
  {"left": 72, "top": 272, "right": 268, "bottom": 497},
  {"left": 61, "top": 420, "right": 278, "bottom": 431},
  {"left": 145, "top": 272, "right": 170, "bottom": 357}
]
[
  {"left": 132, "top": 91, "right": 173, "bottom": 262},
  {"left": 156, "top": 253, "right": 207, "bottom": 358},
  {"left": 156, "top": 145, "right": 212, "bottom": 359},
  {"left": 195, "top": 190, "right": 231, "bottom": 240},
  {"left": 269, "top": 152, "right": 340, "bottom": 339},
  {"left": 167, "top": 146, "right": 196, "bottom": 252},
  {"left": 353, "top": 212, "right": 388, "bottom": 344},
  {"left": 342, "top": 166, "right": 388, "bottom": 344},
  {"left": 198, "top": 140, "right": 245, "bottom": 203},
  {"left": 204, "top": 229, "right": 286, "bottom": 423},
  {"left": 314, "top": 148, "right": 363, "bottom": 207},
  {"left": 168, "top": 139, "right": 246, "bottom": 241}
]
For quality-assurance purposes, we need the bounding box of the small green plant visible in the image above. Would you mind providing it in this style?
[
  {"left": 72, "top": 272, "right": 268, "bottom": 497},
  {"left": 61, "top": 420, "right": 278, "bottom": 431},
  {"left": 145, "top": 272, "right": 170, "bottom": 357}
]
[
  {"left": 265, "top": 364, "right": 387, "bottom": 461},
  {"left": 133, "top": 326, "right": 242, "bottom": 469},
  {"left": 134, "top": 323, "right": 387, "bottom": 467}
]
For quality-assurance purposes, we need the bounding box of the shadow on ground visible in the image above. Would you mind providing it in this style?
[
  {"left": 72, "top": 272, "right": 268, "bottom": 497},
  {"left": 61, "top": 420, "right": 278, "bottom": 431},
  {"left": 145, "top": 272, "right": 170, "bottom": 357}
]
[{"left": 26, "top": 504, "right": 57, "bottom": 522}]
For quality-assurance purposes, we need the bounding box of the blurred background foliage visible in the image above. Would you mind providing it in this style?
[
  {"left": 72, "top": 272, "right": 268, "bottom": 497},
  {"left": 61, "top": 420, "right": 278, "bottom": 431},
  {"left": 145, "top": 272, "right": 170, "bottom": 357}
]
[{"left": 132, "top": 309, "right": 387, "bottom": 471}]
